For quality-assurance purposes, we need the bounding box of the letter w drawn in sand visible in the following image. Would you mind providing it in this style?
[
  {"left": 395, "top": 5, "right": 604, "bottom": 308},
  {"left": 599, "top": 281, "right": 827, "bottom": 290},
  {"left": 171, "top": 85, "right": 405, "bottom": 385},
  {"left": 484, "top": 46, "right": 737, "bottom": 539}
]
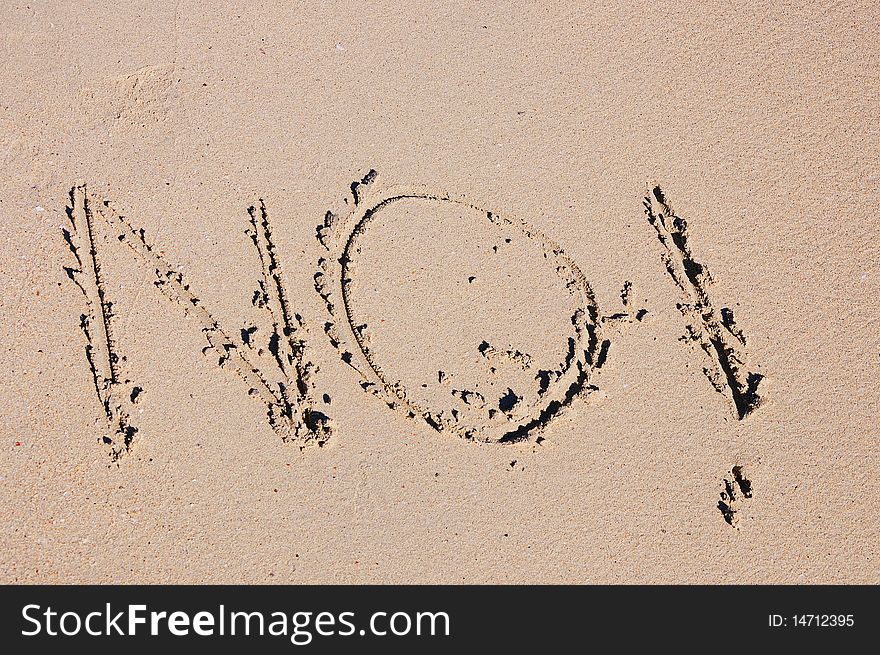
[{"left": 64, "top": 186, "right": 331, "bottom": 462}]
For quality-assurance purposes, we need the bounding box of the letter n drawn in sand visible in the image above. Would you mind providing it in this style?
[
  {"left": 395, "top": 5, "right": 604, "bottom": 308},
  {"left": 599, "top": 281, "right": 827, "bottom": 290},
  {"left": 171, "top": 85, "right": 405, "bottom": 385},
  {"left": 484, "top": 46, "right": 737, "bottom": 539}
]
[{"left": 63, "top": 185, "right": 331, "bottom": 462}]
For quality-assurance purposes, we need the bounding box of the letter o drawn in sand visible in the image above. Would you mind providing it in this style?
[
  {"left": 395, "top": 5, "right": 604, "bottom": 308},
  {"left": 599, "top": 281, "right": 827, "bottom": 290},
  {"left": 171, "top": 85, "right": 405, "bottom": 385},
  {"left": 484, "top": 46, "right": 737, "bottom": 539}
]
[{"left": 316, "top": 172, "right": 602, "bottom": 443}]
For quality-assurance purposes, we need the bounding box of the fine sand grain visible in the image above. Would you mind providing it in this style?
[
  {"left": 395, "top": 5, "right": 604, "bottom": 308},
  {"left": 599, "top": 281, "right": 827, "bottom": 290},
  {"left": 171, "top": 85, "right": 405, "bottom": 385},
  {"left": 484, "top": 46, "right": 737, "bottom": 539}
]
[{"left": 1, "top": 1, "right": 878, "bottom": 583}]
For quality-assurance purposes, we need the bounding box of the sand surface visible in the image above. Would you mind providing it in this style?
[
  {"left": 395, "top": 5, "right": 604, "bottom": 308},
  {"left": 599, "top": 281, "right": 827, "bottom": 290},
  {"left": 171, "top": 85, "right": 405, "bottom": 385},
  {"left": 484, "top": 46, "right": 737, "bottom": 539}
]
[{"left": 1, "top": 1, "right": 878, "bottom": 583}]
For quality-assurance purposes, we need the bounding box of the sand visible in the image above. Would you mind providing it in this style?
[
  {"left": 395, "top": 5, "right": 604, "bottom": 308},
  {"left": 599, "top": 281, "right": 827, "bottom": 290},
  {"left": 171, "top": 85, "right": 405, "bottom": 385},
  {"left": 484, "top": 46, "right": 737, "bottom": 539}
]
[{"left": 1, "top": 1, "right": 877, "bottom": 583}]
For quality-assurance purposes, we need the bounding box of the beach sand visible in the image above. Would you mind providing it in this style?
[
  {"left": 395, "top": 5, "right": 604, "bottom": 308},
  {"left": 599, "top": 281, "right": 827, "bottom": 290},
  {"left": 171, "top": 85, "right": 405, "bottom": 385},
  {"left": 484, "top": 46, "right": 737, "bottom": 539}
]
[{"left": 1, "top": 1, "right": 877, "bottom": 583}]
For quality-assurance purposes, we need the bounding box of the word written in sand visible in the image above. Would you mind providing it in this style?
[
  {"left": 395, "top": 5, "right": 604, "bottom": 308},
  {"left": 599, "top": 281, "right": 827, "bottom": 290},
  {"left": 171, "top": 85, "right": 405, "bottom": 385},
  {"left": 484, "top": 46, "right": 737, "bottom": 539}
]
[{"left": 63, "top": 174, "right": 765, "bottom": 462}]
